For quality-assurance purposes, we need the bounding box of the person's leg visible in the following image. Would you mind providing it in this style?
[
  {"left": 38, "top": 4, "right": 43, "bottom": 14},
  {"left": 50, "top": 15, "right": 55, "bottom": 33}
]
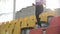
[{"left": 36, "top": 5, "right": 43, "bottom": 27}]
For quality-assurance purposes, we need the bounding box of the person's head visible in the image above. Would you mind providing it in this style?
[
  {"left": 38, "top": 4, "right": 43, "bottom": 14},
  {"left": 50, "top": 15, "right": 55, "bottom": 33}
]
[{"left": 36, "top": 0, "right": 46, "bottom": 5}]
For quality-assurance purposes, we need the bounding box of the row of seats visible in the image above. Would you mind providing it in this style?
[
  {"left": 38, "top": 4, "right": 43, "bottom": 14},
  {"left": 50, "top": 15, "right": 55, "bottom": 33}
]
[
  {"left": 0, "top": 15, "right": 36, "bottom": 34},
  {"left": 30, "top": 26, "right": 60, "bottom": 34},
  {"left": 0, "top": 11, "right": 56, "bottom": 34},
  {"left": 29, "top": 16, "right": 60, "bottom": 34}
]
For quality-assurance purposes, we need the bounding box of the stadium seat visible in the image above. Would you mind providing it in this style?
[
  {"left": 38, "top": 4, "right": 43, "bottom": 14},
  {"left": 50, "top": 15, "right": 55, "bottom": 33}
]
[{"left": 29, "top": 28, "right": 43, "bottom": 34}]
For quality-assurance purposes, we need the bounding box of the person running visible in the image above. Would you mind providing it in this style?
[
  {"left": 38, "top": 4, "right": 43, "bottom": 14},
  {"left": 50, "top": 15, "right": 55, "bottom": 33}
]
[{"left": 36, "top": 0, "right": 45, "bottom": 27}]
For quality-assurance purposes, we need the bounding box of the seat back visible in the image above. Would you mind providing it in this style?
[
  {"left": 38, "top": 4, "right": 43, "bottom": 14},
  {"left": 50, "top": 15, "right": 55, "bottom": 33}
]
[
  {"left": 46, "top": 16, "right": 60, "bottom": 34},
  {"left": 46, "top": 26, "right": 60, "bottom": 34},
  {"left": 29, "top": 28, "right": 43, "bottom": 34},
  {"left": 50, "top": 16, "right": 60, "bottom": 27}
]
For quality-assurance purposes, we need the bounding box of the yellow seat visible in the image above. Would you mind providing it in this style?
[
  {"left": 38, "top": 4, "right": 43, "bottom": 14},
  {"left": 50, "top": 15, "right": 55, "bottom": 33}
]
[
  {"left": 1, "top": 22, "right": 8, "bottom": 34},
  {"left": 21, "top": 17, "right": 28, "bottom": 28},
  {"left": 13, "top": 18, "right": 21, "bottom": 34},
  {"left": 28, "top": 15, "right": 36, "bottom": 27},
  {"left": 7, "top": 20, "right": 16, "bottom": 34},
  {"left": 39, "top": 11, "right": 56, "bottom": 22}
]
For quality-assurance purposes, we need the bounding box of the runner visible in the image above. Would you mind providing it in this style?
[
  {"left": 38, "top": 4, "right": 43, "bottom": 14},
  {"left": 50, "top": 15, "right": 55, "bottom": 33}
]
[{"left": 36, "top": 0, "right": 46, "bottom": 27}]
